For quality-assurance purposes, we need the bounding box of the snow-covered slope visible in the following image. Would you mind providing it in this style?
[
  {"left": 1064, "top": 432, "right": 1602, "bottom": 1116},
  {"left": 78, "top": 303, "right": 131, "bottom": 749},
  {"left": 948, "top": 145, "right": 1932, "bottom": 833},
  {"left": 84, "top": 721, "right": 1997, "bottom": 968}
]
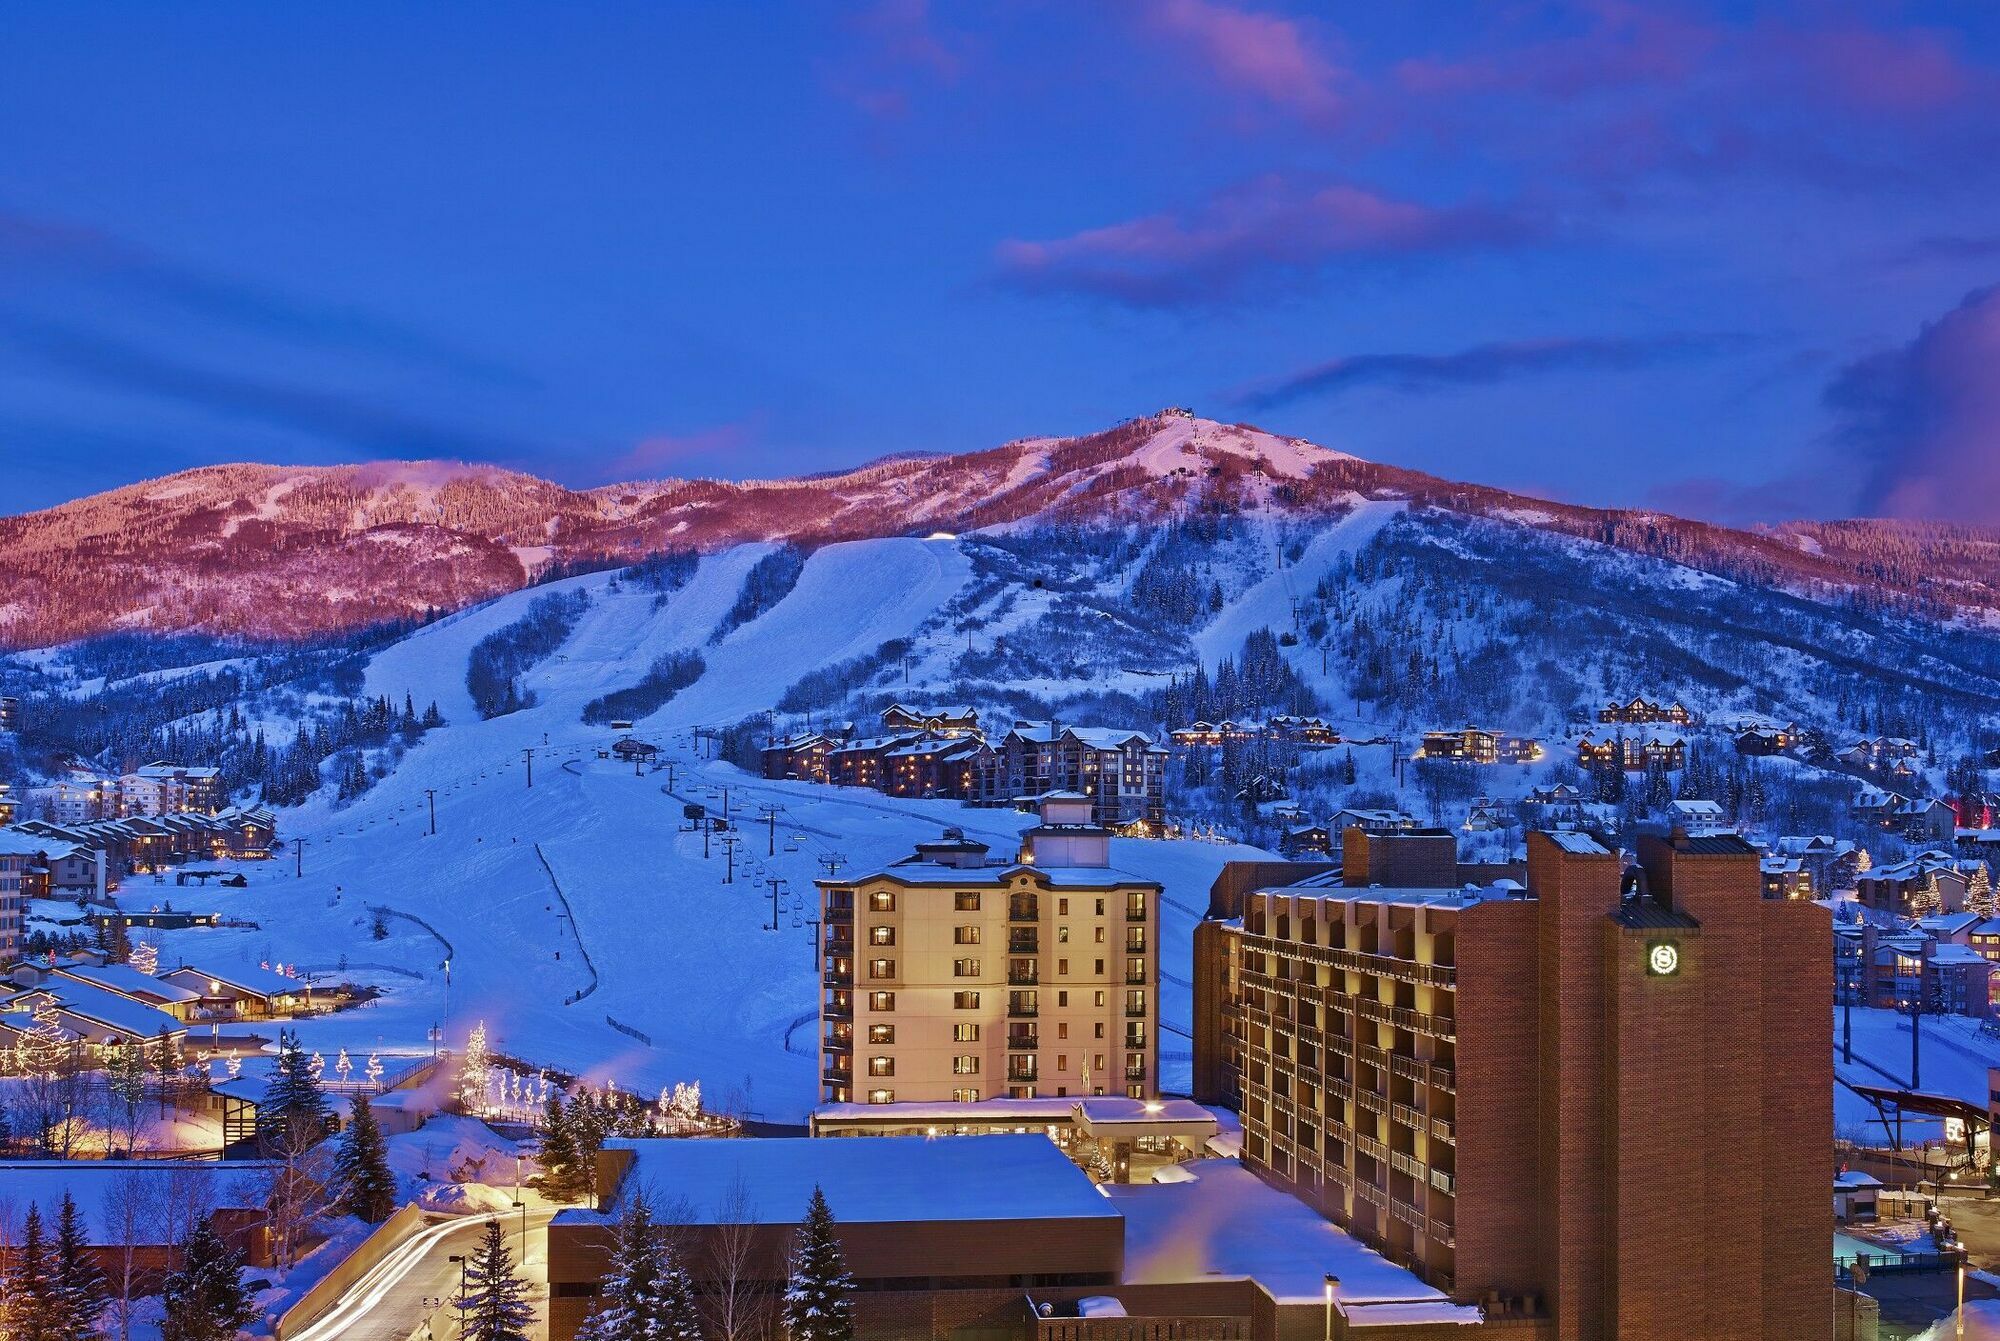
[
  {"left": 14, "top": 407, "right": 2000, "bottom": 648},
  {"left": 71, "top": 534, "right": 1256, "bottom": 1123}
]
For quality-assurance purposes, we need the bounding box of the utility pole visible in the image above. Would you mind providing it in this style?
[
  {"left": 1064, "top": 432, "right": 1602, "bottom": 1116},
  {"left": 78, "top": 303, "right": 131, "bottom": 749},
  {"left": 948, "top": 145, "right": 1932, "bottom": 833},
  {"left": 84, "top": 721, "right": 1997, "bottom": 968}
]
[
  {"left": 294, "top": 837, "right": 309, "bottom": 879},
  {"left": 818, "top": 852, "right": 847, "bottom": 880},
  {"left": 426, "top": 789, "right": 437, "bottom": 836},
  {"left": 666, "top": 761, "right": 676, "bottom": 790},
  {"left": 523, "top": 748, "right": 534, "bottom": 788},
  {"left": 767, "top": 878, "right": 784, "bottom": 931},
  {"left": 760, "top": 805, "right": 780, "bottom": 856},
  {"left": 721, "top": 786, "right": 731, "bottom": 821},
  {"left": 702, "top": 817, "right": 711, "bottom": 861},
  {"left": 807, "top": 916, "right": 821, "bottom": 969},
  {"left": 722, "top": 835, "right": 740, "bottom": 884}
]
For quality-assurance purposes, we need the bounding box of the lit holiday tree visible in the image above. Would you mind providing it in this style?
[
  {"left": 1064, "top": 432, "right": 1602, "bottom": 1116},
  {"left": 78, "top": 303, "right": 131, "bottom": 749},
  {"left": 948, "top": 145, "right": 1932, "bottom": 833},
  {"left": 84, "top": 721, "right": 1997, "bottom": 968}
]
[
  {"left": 1970, "top": 865, "right": 1996, "bottom": 918},
  {"left": 129, "top": 937, "right": 160, "bottom": 977},
  {"left": 366, "top": 1052, "right": 384, "bottom": 1086},
  {"left": 458, "top": 1021, "right": 492, "bottom": 1116},
  {"left": 335, "top": 1048, "right": 353, "bottom": 1085}
]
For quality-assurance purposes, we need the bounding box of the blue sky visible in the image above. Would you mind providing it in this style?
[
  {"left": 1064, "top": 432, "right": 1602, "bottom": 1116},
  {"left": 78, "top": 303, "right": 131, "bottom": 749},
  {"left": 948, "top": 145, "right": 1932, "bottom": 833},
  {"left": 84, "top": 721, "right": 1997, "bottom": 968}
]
[{"left": 3, "top": 1, "right": 1998, "bottom": 522}]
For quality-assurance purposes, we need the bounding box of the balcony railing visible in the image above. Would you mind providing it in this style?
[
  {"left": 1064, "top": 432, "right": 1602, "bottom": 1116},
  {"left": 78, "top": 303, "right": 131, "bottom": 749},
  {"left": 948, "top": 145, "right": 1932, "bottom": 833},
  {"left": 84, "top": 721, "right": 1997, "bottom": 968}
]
[
  {"left": 1010, "top": 900, "right": 1039, "bottom": 922},
  {"left": 1009, "top": 970, "right": 1039, "bottom": 986},
  {"left": 1009, "top": 1003, "right": 1038, "bottom": 1019},
  {"left": 1009, "top": 931, "right": 1040, "bottom": 954},
  {"left": 1008, "top": 1031, "right": 1039, "bottom": 1051}
]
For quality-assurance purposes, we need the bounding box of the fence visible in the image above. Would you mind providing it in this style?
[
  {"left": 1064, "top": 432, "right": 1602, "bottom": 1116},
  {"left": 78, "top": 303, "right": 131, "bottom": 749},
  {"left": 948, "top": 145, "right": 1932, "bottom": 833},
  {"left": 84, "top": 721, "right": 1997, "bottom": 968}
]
[
  {"left": 536, "top": 844, "right": 599, "bottom": 1004},
  {"left": 606, "top": 1015, "right": 652, "bottom": 1046}
]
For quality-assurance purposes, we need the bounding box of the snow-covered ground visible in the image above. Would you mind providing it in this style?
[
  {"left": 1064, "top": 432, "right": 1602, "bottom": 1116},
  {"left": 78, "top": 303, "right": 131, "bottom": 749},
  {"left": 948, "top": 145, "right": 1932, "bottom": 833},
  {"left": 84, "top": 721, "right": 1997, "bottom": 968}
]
[
  {"left": 119, "top": 540, "right": 1267, "bottom": 1123},
  {"left": 1836, "top": 1005, "right": 2000, "bottom": 1144}
]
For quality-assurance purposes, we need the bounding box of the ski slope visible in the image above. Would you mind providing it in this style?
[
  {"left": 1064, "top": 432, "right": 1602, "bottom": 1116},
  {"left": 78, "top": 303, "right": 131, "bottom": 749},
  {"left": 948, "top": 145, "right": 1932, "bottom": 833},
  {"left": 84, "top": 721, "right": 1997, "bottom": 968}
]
[
  {"left": 123, "top": 536, "right": 1261, "bottom": 1122},
  {"left": 656, "top": 536, "right": 973, "bottom": 729}
]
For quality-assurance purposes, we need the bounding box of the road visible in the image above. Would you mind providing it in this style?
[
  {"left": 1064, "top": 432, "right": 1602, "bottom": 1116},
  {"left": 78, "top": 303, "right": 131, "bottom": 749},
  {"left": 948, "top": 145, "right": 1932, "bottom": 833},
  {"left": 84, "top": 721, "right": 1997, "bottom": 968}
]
[{"left": 287, "top": 1206, "right": 559, "bottom": 1341}]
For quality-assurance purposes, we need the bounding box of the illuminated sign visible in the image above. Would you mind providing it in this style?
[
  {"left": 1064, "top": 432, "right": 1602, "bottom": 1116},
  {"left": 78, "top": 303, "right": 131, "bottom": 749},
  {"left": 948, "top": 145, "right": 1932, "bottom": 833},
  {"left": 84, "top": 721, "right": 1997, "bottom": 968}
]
[{"left": 1647, "top": 942, "right": 1681, "bottom": 976}]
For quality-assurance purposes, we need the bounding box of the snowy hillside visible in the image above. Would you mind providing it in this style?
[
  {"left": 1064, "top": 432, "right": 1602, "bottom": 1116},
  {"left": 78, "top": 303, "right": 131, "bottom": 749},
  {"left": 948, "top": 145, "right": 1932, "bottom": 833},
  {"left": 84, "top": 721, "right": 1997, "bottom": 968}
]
[
  {"left": 12, "top": 407, "right": 2000, "bottom": 647},
  {"left": 77, "top": 552, "right": 1265, "bottom": 1124}
]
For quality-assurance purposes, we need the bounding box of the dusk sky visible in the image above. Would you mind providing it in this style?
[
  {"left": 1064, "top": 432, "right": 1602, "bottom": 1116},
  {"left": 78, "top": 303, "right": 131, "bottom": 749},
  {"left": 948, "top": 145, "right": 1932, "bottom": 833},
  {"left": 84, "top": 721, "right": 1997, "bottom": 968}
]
[{"left": 4, "top": 1, "right": 1998, "bottom": 523}]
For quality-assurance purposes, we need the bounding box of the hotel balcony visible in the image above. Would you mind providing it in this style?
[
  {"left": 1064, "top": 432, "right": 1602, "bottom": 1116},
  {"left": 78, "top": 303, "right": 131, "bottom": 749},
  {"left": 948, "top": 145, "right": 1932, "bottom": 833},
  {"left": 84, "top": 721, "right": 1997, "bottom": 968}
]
[
  {"left": 1008, "top": 997, "right": 1039, "bottom": 1019},
  {"left": 1009, "top": 967, "right": 1039, "bottom": 986},
  {"left": 823, "top": 992, "right": 853, "bottom": 1019},
  {"left": 1007, "top": 1062, "right": 1039, "bottom": 1083},
  {"left": 1008, "top": 1028, "right": 1039, "bottom": 1050},
  {"left": 1008, "top": 929, "right": 1040, "bottom": 954},
  {"left": 1009, "top": 897, "right": 1039, "bottom": 922}
]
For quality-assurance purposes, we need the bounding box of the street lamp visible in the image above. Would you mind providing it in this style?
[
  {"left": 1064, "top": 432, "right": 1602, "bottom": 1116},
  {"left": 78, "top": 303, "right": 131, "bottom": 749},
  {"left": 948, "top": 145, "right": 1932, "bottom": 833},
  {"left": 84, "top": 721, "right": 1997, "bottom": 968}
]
[
  {"left": 1324, "top": 1274, "right": 1341, "bottom": 1341},
  {"left": 448, "top": 1253, "right": 468, "bottom": 1340}
]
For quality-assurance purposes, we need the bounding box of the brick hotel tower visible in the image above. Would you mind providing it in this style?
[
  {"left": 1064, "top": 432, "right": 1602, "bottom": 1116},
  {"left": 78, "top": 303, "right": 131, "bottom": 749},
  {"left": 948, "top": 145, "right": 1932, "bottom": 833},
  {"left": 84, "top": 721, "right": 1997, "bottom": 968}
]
[{"left": 1195, "top": 826, "right": 1831, "bottom": 1341}]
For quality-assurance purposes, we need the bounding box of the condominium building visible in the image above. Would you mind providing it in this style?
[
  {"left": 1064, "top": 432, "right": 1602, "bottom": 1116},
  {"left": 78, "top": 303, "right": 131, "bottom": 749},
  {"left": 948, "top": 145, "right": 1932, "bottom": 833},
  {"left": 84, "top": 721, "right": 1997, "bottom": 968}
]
[
  {"left": 1193, "top": 824, "right": 1831, "bottom": 1340},
  {"left": 0, "top": 831, "right": 36, "bottom": 962},
  {"left": 818, "top": 794, "right": 1159, "bottom": 1106}
]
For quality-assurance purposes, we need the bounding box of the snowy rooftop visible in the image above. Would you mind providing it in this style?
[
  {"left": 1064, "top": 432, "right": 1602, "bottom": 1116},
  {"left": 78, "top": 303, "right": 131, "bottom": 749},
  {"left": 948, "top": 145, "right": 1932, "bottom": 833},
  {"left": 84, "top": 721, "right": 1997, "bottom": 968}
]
[
  {"left": 55, "top": 962, "right": 202, "bottom": 1004},
  {"left": 852, "top": 858, "right": 1158, "bottom": 890},
  {"left": 813, "top": 1096, "right": 1215, "bottom": 1129},
  {"left": 1103, "top": 1159, "right": 1449, "bottom": 1307},
  {"left": 163, "top": 960, "right": 307, "bottom": 997},
  {"left": 9, "top": 979, "right": 183, "bottom": 1039},
  {"left": 579, "top": 1134, "right": 1120, "bottom": 1226},
  {"left": 1340, "top": 1300, "right": 1484, "bottom": 1328}
]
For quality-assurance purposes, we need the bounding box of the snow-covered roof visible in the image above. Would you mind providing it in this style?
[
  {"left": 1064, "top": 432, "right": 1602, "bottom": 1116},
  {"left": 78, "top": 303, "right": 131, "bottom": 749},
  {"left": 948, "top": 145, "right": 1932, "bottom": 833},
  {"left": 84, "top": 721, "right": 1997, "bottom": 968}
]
[
  {"left": 577, "top": 1134, "right": 1118, "bottom": 1226},
  {"left": 162, "top": 961, "right": 306, "bottom": 997},
  {"left": 1103, "top": 1158, "right": 1449, "bottom": 1307},
  {"left": 6, "top": 980, "right": 183, "bottom": 1040},
  {"left": 54, "top": 962, "right": 202, "bottom": 1005}
]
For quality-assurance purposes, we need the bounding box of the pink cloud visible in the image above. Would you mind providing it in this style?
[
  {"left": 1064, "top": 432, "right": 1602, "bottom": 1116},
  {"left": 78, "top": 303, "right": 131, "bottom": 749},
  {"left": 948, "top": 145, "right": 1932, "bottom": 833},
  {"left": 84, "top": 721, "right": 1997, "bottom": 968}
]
[
  {"left": 1394, "top": 2, "right": 1716, "bottom": 101},
  {"left": 995, "top": 174, "right": 1537, "bottom": 306},
  {"left": 1830, "top": 284, "right": 2000, "bottom": 524},
  {"left": 601, "top": 422, "right": 757, "bottom": 483},
  {"left": 1139, "top": 0, "right": 1346, "bottom": 121},
  {"left": 827, "top": 0, "right": 962, "bottom": 122},
  {"left": 1780, "top": 25, "right": 1974, "bottom": 114}
]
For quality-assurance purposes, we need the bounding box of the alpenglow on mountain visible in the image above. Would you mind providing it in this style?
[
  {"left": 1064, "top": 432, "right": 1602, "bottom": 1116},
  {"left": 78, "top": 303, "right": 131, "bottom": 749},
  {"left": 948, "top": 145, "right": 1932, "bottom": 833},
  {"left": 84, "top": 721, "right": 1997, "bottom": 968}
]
[{"left": 0, "top": 408, "right": 1994, "bottom": 648}]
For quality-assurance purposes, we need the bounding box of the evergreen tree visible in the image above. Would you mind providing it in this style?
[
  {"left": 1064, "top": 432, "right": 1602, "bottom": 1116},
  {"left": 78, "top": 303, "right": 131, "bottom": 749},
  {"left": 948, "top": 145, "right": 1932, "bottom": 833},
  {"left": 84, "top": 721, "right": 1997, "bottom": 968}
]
[
  {"left": 454, "top": 1218, "right": 534, "bottom": 1341},
  {"left": 159, "top": 1220, "right": 254, "bottom": 1341},
  {"left": 537, "top": 1093, "right": 585, "bottom": 1202},
  {"left": 53, "top": 1191, "right": 108, "bottom": 1341},
  {"left": 332, "top": 1094, "right": 398, "bottom": 1223},
  {"left": 7, "top": 1204, "right": 60, "bottom": 1341},
  {"left": 257, "top": 1029, "right": 330, "bottom": 1150},
  {"left": 95, "top": 917, "right": 132, "bottom": 964},
  {"left": 782, "top": 1187, "right": 855, "bottom": 1341},
  {"left": 576, "top": 1194, "right": 702, "bottom": 1341},
  {"left": 106, "top": 1040, "right": 150, "bottom": 1156}
]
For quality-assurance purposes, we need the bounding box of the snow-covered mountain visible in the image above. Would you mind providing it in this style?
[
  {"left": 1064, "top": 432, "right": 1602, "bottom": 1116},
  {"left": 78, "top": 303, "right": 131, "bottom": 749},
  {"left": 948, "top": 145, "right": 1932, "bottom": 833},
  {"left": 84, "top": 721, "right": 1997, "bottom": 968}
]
[{"left": 7, "top": 408, "right": 1998, "bottom": 648}]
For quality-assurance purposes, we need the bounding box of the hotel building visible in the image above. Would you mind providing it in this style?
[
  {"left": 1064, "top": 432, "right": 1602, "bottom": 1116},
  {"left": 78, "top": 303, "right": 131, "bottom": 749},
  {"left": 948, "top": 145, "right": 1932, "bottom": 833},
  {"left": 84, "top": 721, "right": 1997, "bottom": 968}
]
[
  {"left": 1194, "top": 825, "right": 1831, "bottom": 1340},
  {"left": 818, "top": 794, "right": 1159, "bottom": 1106}
]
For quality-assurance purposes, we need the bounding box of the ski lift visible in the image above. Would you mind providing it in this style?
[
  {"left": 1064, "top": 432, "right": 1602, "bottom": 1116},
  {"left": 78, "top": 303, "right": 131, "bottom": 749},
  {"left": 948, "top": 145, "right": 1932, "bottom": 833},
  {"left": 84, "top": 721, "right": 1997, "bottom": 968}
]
[
  {"left": 783, "top": 841, "right": 800, "bottom": 853},
  {"left": 791, "top": 912, "right": 802, "bottom": 928}
]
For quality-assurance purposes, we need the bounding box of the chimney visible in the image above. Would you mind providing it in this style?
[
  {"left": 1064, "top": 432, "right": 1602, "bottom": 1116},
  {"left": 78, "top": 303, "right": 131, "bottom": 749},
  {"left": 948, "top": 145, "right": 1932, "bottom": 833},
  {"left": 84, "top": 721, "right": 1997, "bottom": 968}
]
[{"left": 95, "top": 846, "right": 107, "bottom": 903}]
